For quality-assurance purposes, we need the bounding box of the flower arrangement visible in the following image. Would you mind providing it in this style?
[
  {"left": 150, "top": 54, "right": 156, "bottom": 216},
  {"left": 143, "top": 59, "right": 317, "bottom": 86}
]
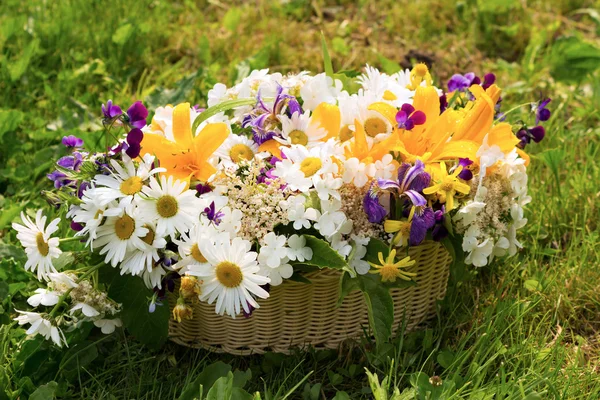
[{"left": 12, "top": 61, "right": 550, "bottom": 348}]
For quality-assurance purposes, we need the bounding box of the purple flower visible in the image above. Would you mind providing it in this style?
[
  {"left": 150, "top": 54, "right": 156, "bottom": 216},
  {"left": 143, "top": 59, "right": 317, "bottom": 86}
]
[
  {"left": 125, "top": 128, "right": 144, "bottom": 158},
  {"left": 431, "top": 207, "right": 448, "bottom": 241},
  {"left": 243, "top": 85, "right": 297, "bottom": 145},
  {"left": 482, "top": 73, "right": 496, "bottom": 90},
  {"left": 378, "top": 159, "right": 430, "bottom": 207},
  {"left": 517, "top": 126, "right": 545, "bottom": 149},
  {"left": 409, "top": 206, "right": 435, "bottom": 246},
  {"left": 126, "top": 101, "right": 148, "bottom": 129},
  {"left": 243, "top": 284, "right": 270, "bottom": 318},
  {"left": 47, "top": 170, "right": 68, "bottom": 188},
  {"left": 457, "top": 158, "right": 474, "bottom": 181},
  {"left": 395, "top": 104, "right": 426, "bottom": 130},
  {"left": 287, "top": 98, "right": 302, "bottom": 116},
  {"left": 57, "top": 152, "right": 83, "bottom": 170},
  {"left": 70, "top": 221, "right": 83, "bottom": 232},
  {"left": 535, "top": 98, "right": 551, "bottom": 125},
  {"left": 204, "top": 202, "right": 224, "bottom": 225},
  {"left": 62, "top": 135, "right": 84, "bottom": 148},
  {"left": 363, "top": 183, "right": 388, "bottom": 223},
  {"left": 102, "top": 100, "right": 122, "bottom": 119},
  {"left": 195, "top": 183, "right": 212, "bottom": 195},
  {"left": 439, "top": 94, "right": 448, "bottom": 113},
  {"left": 447, "top": 72, "right": 479, "bottom": 92}
]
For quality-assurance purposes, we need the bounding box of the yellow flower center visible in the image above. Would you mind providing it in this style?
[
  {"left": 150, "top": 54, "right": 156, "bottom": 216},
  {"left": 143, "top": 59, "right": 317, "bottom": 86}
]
[
  {"left": 379, "top": 264, "right": 401, "bottom": 282},
  {"left": 339, "top": 125, "right": 354, "bottom": 142},
  {"left": 215, "top": 261, "right": 243, "bottom": 288},
  {"left": 156, "top": 195, "right": 178, "bottom": 218},
  {"left": 299, "top": 157, "right": 322, "bottom": 177},
  {"left": 441, "top": 177, "right": 456, "bottom": 192},
  {"left": 114, "top": 214, "right": 135, "bottom": 240},
  {"left": 229, "top": 143, "right": 254, "bottom": 163},
  {"left": 35, "top": 232, "right": 49, "bottom": 256},
  {"left": 120, "top": 176, "right": 143, "bottom": 196},
  {"left": 364, "top": 117, "right": 388, "bottom": 138},
  {"left": 288, "top": 129, "right": 309, "bottom": 146},
  {"left": 191, "top": 243, "right": 207, "bottom": 263},
  {"left": 141, "top": 225, "right": 155, "bottom": 245}
]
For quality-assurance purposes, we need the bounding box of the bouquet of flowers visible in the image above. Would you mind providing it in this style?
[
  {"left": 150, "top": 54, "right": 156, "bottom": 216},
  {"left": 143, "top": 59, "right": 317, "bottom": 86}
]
[{"left": 12, "top": 61, "right": 550, "bottom": 348}]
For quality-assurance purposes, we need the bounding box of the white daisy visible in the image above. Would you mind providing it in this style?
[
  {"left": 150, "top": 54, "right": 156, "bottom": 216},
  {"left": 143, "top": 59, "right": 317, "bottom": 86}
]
[
  {"left": 47, "top": 272, "right": 78, "bottom": 291},
  {"left": 27, "top": 288, "right": 59, "bottom": 307},
  {"left": 93, "top": 207, "right": 149, "bottom": 267},
  {"left": 94, "top": 318, "right": 123, "bottom": 334},
  {"left": 142, "top": 265, "right": 167, "bottom": 289},
  {"left": 276, "top": 111, "right": 327, "bottom": 148},
  {"left": 93, "top": 155, "right": 164, "bottom": 207},
  {"left": 273, "top": 144, "right": 337, "bottom": 192},
  {"left": 174, "top": 222, "right": 223, "bottom": 273},
  {"left": 12, "top": 210, "right": 62, "bottom": 281},
  {"left": 286, "top": 234, "right": 313, "bottom": 262},
  {"left": 120, "top": 222, "right": 166, "bottom": 276},
  {"left": 138, "top": 175, "right": 200, "bottom": 238},
  {"left": 213, "top": 134, "right": 260, "bottom": 169},
  {"left": 299, "top": 72, "right": 344, "bottom": 110},
  {"left": 68, "top": 188, "right": 122, "bottom": 249},
  {"left": 188, "top": 236, "right": 270, "bottom": 318}
]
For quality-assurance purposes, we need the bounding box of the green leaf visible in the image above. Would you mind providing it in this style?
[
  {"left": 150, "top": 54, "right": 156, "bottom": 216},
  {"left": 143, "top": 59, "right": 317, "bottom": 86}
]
[
  {"left": 146, "top": 72, "right": 198, "bottom": 112},
  {"left": 356, "top": 274, "right": 394, "bottom": 350},
  {"left": 29, "top": 381, "right": 58, "bottom": 400},
  {"left": 8, "top": 38, "right": 39, "bottom": 82},
  {"left": 191, "top": 98, "right": 257, "bottom": 134},
  {"left": 377, "top": 53, "right": 402, "bottom": 74},
  {"left": 100, "top": 267, "right": 169, "bottom": 349},
  {"left": 223, "top": 7, "right": 242, "bottom": 32},
  {"left": 52, "top": 252, "right": 75, "bottom": 272},
  {"left": 301, "top": 235, "right": 354, "bottom": 277},
  {"left": 0, "top": 201, "right": 24, "bottom": 230},
  {"left": 58, "top": 341, "right": 98, "bottom": 379},
  {"left": 320, "top": 32, "right": 334, "bottom": 77},
  {"left": 524, "top": 279, "right": 541, "bottom": 291},
  {"left": 364, "top": 238, "right": 389, "bottom": 265},
  {"left": 112, "top": 23, "right": 134, "bottom": 46},
  {"left": 206, "top": 373, "right": 234, "bottom": 400},
  {"left": 332, "top": 391, "right": 351, "bottom": 400},
  {"left": 549, "top": 36, "right": 600, "bottom": 82},
  {"left": 178, "top": 362, "right": 232, "bottom": 400},
  {"left": 337, "top": 271, "right": 358, "bottom": 307},
  {"left": 0, "top": 109, "right": 24, "bottom": 142},
  {"left": 437, "top": 350, "right": 455, "bottom": 369}
]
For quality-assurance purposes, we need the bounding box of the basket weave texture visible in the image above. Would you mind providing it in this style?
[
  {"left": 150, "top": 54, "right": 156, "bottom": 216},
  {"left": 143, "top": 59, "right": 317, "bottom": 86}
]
[{"left": 168, "top": 240, "right": 451, "bottom": 355}]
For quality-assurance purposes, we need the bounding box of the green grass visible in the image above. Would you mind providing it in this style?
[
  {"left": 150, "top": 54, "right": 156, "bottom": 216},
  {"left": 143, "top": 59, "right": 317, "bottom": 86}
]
[{"left": 1, "top": 0, "right": 600, "bottom": 398}]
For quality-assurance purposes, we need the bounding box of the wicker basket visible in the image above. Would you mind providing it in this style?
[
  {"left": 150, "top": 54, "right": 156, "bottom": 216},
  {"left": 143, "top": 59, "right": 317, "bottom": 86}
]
[{"left": 168, "top": 240, "right": 451, "bottom": 355}]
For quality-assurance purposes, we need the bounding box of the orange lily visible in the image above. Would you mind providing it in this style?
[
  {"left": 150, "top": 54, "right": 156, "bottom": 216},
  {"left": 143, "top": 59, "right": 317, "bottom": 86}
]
[{"left": 140, "top": 102, "right": 229, "bottom": 183}]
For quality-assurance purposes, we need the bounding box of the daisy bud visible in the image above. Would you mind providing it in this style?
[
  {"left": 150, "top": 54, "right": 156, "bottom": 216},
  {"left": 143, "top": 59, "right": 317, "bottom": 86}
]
[
  {"left": 172, "top": 297, "right": 193, "bottom": 323},
  {"left": 179, "top": 276, "right": 201, "bottom": 300}
]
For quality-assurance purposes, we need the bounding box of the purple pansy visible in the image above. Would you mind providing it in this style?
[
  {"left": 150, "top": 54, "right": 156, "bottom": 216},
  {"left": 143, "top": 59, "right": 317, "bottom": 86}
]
[
  {"left": 70, "top": 221, "right": 83, "bottom": 232},
  {"left": 125, "top": 128, "right": 144, "bottom": 158},
  {"left": 62, "top": 135, "right": 84, "bottom": 148},
  {"left": 447, "top": 72, "right": 479, "bottom": 92},
  {"left": 395, "top": 104, "right": 426, "bottom": 130},
  {"left": 517, "top": 126, "right": 545, "bottom": 148},
  {"left": 482, "top": 73, "right": 496, "bottom": 90},
  {"left": 195, "top": 183, "right": 212, "bottom": 195},
  {"left": 102, "top": 100, "right": 122, "bottom": 119},
  {"left": 439, "top": 93, "right": 448, "bottom": 114},
  {"left": 204, "top": 202, "right": 224, "bottom": 225},
  {"left": 535, "top": 98, "right": 551, "bottom": 125},
  {"left": 457, "top": 158, "right": 474, "bottom": 181},
  {"left": 363, "top": 184, "right": 388, "bottom": 223},
  {"left": 126, "top": 101, "right": 148, "bottom": 129}
]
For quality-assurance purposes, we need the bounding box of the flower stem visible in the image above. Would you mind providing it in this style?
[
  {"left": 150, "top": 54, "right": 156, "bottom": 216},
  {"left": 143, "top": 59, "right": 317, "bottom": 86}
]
[
  {"left": 48, "top": 262, "right": 104, "bottom": 318},
  {"left": 59, "top": 236, "right": 82, "bottom": 243}
]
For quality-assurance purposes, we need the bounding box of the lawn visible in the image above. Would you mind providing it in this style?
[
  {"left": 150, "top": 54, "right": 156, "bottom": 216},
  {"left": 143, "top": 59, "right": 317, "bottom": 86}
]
[{"left": 1, "top": 0, "right": 600, "bottom": 398}]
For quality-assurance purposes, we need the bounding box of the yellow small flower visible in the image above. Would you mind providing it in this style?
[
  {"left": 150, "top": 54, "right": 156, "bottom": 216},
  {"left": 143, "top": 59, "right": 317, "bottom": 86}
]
[
  {"left": 423, "top": 161, "right": 470, "bottom": 211},
  {"left": 172, "top": 297, "right": 193, "bottom": 323},
  {"left": 407, "top": 63, "right": 433, "bottom": 90},
  {"left": 369, "top": 249, "right": 417, "bottom": 282}
]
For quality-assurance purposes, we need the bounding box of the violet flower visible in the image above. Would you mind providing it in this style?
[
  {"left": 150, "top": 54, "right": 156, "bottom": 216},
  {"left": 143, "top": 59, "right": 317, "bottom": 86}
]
[
  {"left": 363, "top": 183, "right": 388, "bottom": 223},
  {"left": 125, "top": 128, "right": 144, "bottom": 158},
  {"left": 102, "top": 100, "right": 122, "bottom": 120},
  {"left": 482, "top": 73, "right": 496, "bottom": 90},
  {"left": 431, "top": 207, "right": 448, "bottom": 241},
  {"left": 535, "top": 98, "right": 551, "bottom": 125},
  {"left": 196, "top": 183, "right": 212, "bottom": 195},
  {"left": 62, "top": 135, "right": 84, "bottom": 148},
  {"left": 408, "top": 206, "right": 435, "bottom": 246},
  {"left": 126, "top": 101, "right": 148, "bottom": 129},
  {"left": 517, "top": 126, "right": 545, "bottom": 149},
  {"left": 204, "top": 202, "right": 224, "bottom": 225},
  {"left": 457, "top": 158, "right": 474, "bottom": 181},
  {"left": 47, "top": 170, "right": 68, "bottom": 189},
  {"left": 242, "top": 85, "right": 295, "bottom": 145},
  {"left": 378, "top": 159, "right": 431, "bottom": 207},
  {"left": 439, "top": 93, "right": 448, "bottom": 114},
  {"left": 395, "top": 104, "right": 426, "bottom": 130},
  {"left": 447, "top": 72, "right": 479, "bottom": 92}
]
